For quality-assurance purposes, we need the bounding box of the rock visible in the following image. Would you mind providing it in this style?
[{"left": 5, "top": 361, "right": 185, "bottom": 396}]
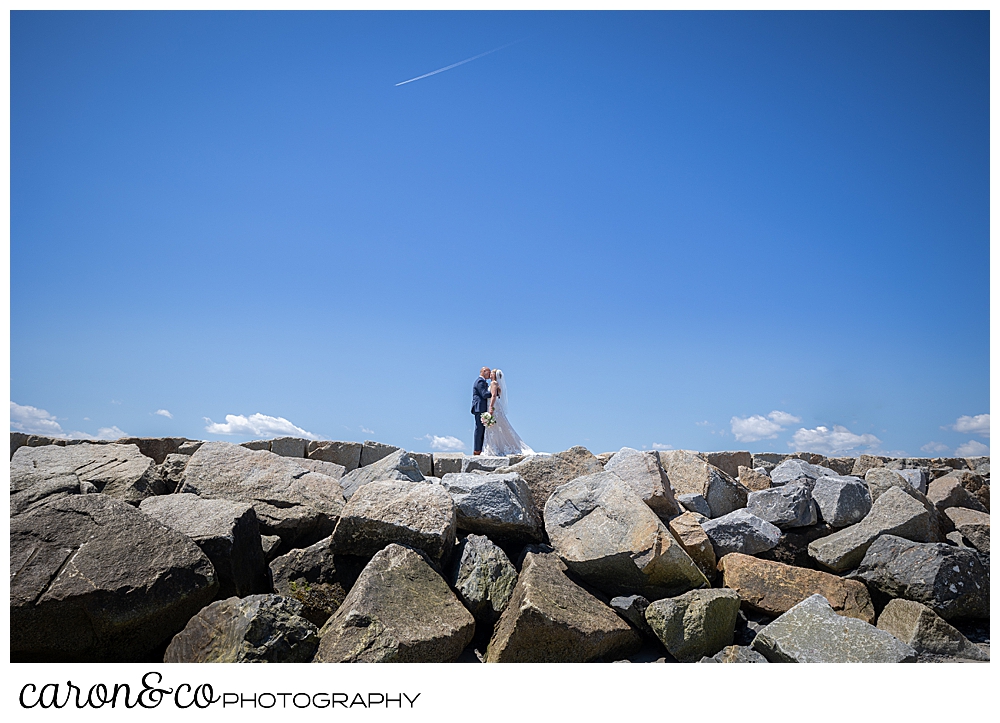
[
  {"left": 701, "top": 451, "right": 753, "bottom": 480},
  {"left": 676, "top": 493, "right": 711, "bottom": 517},
  {"left": 701, "top": 509, "right": 781, "bottom": 557},
  {"left": 164, "top": 594, "right": 319, "bottom": 663},
  {"left": 596, "top": 452, "right": 616, "bottom": 466},
  {"left": 645, "top": 589, "right": 742, "bottom": 663},
  {"left": 432, "top": 453, "right": 465, "bottom": 477},
  {"left": 485, "top": 550, "right": 641, "bottom": 662},
  {"left": 756, "top": 523, "right": 836, "bottom": 569},
  {"left": 750, "top": 594, "right": 916, "bottom": 663},
  {"left": 865, "top": 467, "right": 914, "bottom": 501},
  {"left": 746, "top": 479, "right": 817, "bottom": 529},
  {"left": 261, "top": 534, "right": 282, "bottom": 562},
  {"left": 702, "top": 645, "right": 769, "bottom": 663},
  {"left": 447, "top": 535, "right": 518, "bottom": 632},
  {"left": 439, "top": 472, "right": 543, "bottom": 544},
  {"left": 158, "top": 453, "right": 190, "bottom": 493},
  {"left": 807, "top": 485, "right": 941, "bottom": 573},
  {"left": 139, "top": 493, "right": 270, "bottom": 599},
  {"left": 544, "top": 472, "right": 709, "bottom": 598},
  {"left": 769, "top": 458, "right": 837, "bottom": 486},
  {"left": 751, "top": 453, "right": 790, "bottom": 473},
  {"left": 314, "top": 544, "right": 475, "bottom": 662},
  {"left": 115, "top": 437, "right": 192, "bottom": 465},
  {"left": 610, "top": 595, "right": 654, "bottom": 638},
  {"left": 854, "top": 535, "right": 989, "bottom": 620},
  {"left": 10, "top": 431, "right": 29, "bottom": 458},
  {"left": 604, "top": 448, "right": 681, "bottom": 518},
  {"left": 177, "top": 440, "right": 203, "bottom": 455},
  {"left": 338, "top": 449, "right": 424, "bottom": 499},
  {"left": 926, "top": 477, "right": 988, "bottom": 513},
  {"left": 11, "top": 443, "right": 165, "bottom": 506},
  {"left": 269, "top": 536, "right": 353, "bottom": 628},
  {"left": 462, "top": 456, "right": 511, "bottom": 473},
  {"left": 718, "top": 553, "right": 875, "bottom": 623},
  {"left": 946, "top": 531, "right": 970, "bottom": 548},
  {"left": 943, "top": 507, "right": 989, "bottom": 554},
  {"left": 180, "top": 441, "right": 346, "bottom": 548},
  {"left": 823, "top": 457, "right": 856, "bottom": 476},
  {"left": 360, "top": 440, "right": 401, "bottom": 467},
  {"left": 668, "top": 512, "right": 717, "bottom": 581},
  {"left": 268, "top": 437, "right": 307, "bottom": 458},
  {"left": 737, "top": 465, "right": 771, "bottom": 492},
  {"left": 852, "top": 454, "right": 887, "bottom": 477},
  {"left": 331, "top": 479, "right": 456, "bottom": 564},
  {"left": 408, "top": 451, "right": 433, "bottom": 477},
  {"left": 307, "top": 440, "right": 362, "bottom": 472},
  {"left": 658, "top": 450, "right": 748, "bottom": 518},
  {"left": 876, "top": 598, "right": 988, "bottom": 660},
  {"left": 241, "top": 440, "right": 270, "bottom": 451},
  {"left": 939, "top": 469, "right": 990, "bottom": 512},
  {"left": 811, "top": 475, "right": 872, "bottom": 528},
  {"left": 506, "top": 446, "right": 605, "bottom": 519},
  {"left": 965, "top": 456, "right": 990, "bottom": 476},
  {"left": 11, "top": 494, "right": 218, "bottom": 662},
  {"left": 894, "top": 468, "right": 928, "bottom": 494},
  {"left": 10, "top": 462, "right": 87, "bottom": 518}
]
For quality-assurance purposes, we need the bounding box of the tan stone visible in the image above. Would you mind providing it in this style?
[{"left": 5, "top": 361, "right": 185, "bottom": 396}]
[
  {"left": 668, "top": 512, "right": 717, "bottom": 581},
  {"left": 505, "top": 446, "right": 604, "bottom": 517},
  {"left": 943, "top": 507, "right": 989, "bottom": 554},
  {"left": 737, "top": 465, "right": 771, "bottom": 492}
]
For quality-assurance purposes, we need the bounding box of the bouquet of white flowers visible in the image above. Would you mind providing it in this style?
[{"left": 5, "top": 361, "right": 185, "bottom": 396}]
[{"left": 480, "top": 412, "right": 497, "bottom": 428}]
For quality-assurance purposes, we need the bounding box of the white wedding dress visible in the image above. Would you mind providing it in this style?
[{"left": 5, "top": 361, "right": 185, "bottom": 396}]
[{"left": 482, "top": 376, "right": 534, "bottom": 456}]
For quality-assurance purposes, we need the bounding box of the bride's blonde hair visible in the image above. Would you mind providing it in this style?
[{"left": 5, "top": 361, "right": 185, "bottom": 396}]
[{"left": 493, "top": 369, "right": 503, "bottom": 381}]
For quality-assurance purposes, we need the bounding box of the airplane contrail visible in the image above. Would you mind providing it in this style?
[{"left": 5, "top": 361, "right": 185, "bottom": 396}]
[{"left": 395, "top": 39, "right": 525, "bottom": 87}]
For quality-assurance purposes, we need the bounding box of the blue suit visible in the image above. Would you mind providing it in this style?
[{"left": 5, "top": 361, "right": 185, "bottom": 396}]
[{"left": 472, "top": 376, "right": 491, "bottom": 453}]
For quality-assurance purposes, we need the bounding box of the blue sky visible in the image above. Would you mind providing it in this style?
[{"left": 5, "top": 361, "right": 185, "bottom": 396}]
[{"left": 9, "top": 11, "right": 990, "bottom": 457}]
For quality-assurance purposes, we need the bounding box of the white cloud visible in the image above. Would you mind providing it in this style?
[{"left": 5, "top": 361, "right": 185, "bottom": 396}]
[
  {"left": 10, "top": 402, "right": 66, "bottom": 436},
  {"left": 360, "top": 426, "right": 374, "bottom": 435},
  {"left": 652, "top": 443, "right": 672, "bottom": 450},
  {"left": 730, "top": 410, "right": 801, "bottom": 442},
  {"left": 424, "top": 435, "right": 466, "bottom": 452},
  {"left": 767, "top": 410, "right": 801, "bottom": 426},
  {"left": 920, "top": 441, "right": 949, "bottom": 454},
  {"left": 790, "top": 425, "right": 881, "bottom": 455},
  {"left": 951, "top": 414, "right": 989, "bottom": 438},
  {"left": 204, "top": 413, "right": 319, "bottom": 440},
  {"left": 96, "top": 426, "right": 128, "bottom": 440},
  {"left": 154, "top": 409, "right": 173, "bottom": 419},
  {"left": 955, "top": 440, "right": 989, "bottom": 457}
]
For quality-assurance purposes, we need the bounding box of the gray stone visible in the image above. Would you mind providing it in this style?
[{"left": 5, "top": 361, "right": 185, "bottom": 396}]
[
  {"left": 946, "top": 531, "right": 969, "bottom": 548},
  {"left": 485, "top": 550, "right": 641, "bottom": 662},
  {"left": 610, "top": 595, "right": 654, "bottom": 638},
  {"left": 677, "top": 493, "right": 711, "bottom": 517},
  {"left": 140, "top": 493, "right": 270, "bottom": 599},
  {"left": 177, "top": 440, "right": 203, "bottom": 455},
  {"left": 604, "top": 447, "right": 681, "bottom": 519},
  {"left": 876, "top": 598, "right": 988, "bottom": 660},
  {"left": 11, "top": 443, "right": 165, "bottom": 506},
  {"left": 701, "top": 451, "right": 753, "bottom": 480},
  {"left": 506, "top": 446, "right": 605, "bottom": 519},
  {"left": 769, "top": 458, "right": 837, "bottom": 486},
  {"left": 331, "top": 479, "right": 456, "bottom": 564},
  {"left": 865, "top": 467, "right": 913, "bottom": 501},
  {"left": 10, "top": 462, "right": 87, "bottom": 518},
  {"left": 291, "top": 457, "right": 346, "bottom": 479},
  {"left": 307, "top": 440, "right": 363, "bottom": 472},
  {"left": 11, "top": 494, "right": 217, "bottom": 662},
  {"left": 807, "top": 485, "right": 941, "bottom": 573},
  {"left": 164, "top": 594, "right": 319, "bottom": 663},
  {"left": 852, "top": 454, "right": 887, "bottom": 477},
  {"left": 438, "top": 472, "right": 543, "bottom": 544},
  {"left": 462, "top": 456, "right": 511, "bottom": 473},
  {"left": 943, "top": 507, "right": 989, "bottom": 554},
  {"left": 447, "top": 534, "right": 518, "bottom": 631},
  {"left": 658, "top": 450, "right": 748, "bottom": 518},
  {"left": 823, "top": 457, "right": 857, "bottom": 476},
  {"left": 701, "top": 509, "right": 782, "bottom": 557},
  {"left": 926, "top": 477, "right": 988, "bottom": 513},
  {"left": 432, "top": 453, "right": 465, "bottom": 477},
  {"left": 645, "top": 588, "right": 742, "bottom": 663},
  {"left": 114, "top": 437, "right": 193, "bottom": 465},
  {"left": 158, "top": 453, "right": 190, "bottom": 493},
  {"left": 811, "top": 475, "right": 872, "bottom": 528},
  {"left": 854, "top": 535, "right": 989, "bottom": 620},
  {"left": 269, "top": 536, "right": 352, "bottom": 628},
  {"left": 408, "top": 451, "right": 433, "bottom": 477},
  {"left": 746, "top": 479, "right": 818, "bottom": 529},
  {"left": 180, "top": 441, "right": 346, "bottom": 548},
  {"left": 965, "top": 456, "right": 990, "bottom": 476},
  {"left": 596, "top": 452, "right": 616, "bottom": 466},
  {"left": 314, "top": 544, "right": 475, "bottom": 663},
  {"left": 704, "top": 645, "right": 769, "bottom": 663},
  {"left": 261, "top": 535, "right": 282, "bottom": 562},
  {"left": 269, "top": 437, "right": 308, "bottom": 458},
  {"left": 895, "top": 468, "right": 928, "bottom": 494},
  {"left": 241, "top": 440, "right": 270, "bottom": 451},
  {"left": 544, "top": 472, "right": 709, "bottom": 598},
  {"left": 338, "top": 449, "right": 424, "bottom": 499},
  {"left": 751, "top": 453, "right": 792, "bottom": 473},
  {"left": 750, "top": 594, "right": 916, "bottom": 663},
  {"left": 360, "top": 440, "right": 401, "bottom": 467}
]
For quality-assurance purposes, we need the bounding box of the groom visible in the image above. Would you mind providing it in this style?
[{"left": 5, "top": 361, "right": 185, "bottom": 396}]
[{"left": 471, "top": 366, "right": 491, "bottom": 455}]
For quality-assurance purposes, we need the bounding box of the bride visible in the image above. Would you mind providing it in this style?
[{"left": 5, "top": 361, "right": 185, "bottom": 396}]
[{"left": 482, "top": 369, "right": 534, "bottom": 456}]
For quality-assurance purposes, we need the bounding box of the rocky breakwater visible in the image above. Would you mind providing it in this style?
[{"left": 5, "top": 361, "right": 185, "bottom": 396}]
[{"left": 8, "top": 435, "right": 990, "bottom": 663}]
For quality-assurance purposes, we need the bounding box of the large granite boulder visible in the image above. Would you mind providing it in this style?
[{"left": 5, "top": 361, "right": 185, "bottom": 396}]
[
  {"left": 338, "top": 449, "right": 424, "bottom": 499},
  {"left": 544, "top": 472, "right": 709, "bottom": 598},
  {"left": 926, "top": 476, "right": 988, "bottom": 513},
  {"left": 139, "top": 493, "right": 270, "bottom": 599},
  {"left": 701, "top": 509, "right": 781, "bottom": 557},
  {"left": 937, "top": 469, "right": 990, "bottom": 511},
  {"left": 461, "top": 456, "right": 511, "bottom": 473},
  {"left": 313, "top": 544, "right": 475, "bottom": 662},
  {"left": 853, "top": 535, "right": 989, "bottom": 620},
  {"left": 750, "top": 595, "right": 916, "bottom": 663},
  {"left": 807, "top": 485, "right": 940, "bottom": 573},
  {"left": 865, "top": 467, "right": 916, "bottom": 501},
  {"left": 658, "top": 450, "right": 747, "bottom": 518},
  {"left": 603, "top": 447, "right": 680, "bottom": 519},
  {"left": 447, "top": 534, "right": 518, "bottom": 633},
  {"left": 179, "top": 442, "right": 346, "bottom": 547},
  {"left": 269, "top": 536, "right": 353, "bottom": 627},
  {"left": 438, "top": 472, "right": 543, "bottom": 544},
  {"left": 331, "top": 479, "right": 456, "bottom": 564},
  {"left": 408, "top": 451, "right": 433, "bottom": 477},
  {"left": 700, "top": 645, "right": 769, "bottom": 663},
  {"left": 746, "top": 479, "right": 817, "bottom": 529},
  {"left": 158, "top": 453, "right": 191, "bottom": 493},
  {"left": 360, "top": 440, "right": 401, "bottom": 467},
  {"left": 505, "top": 447, "right": 606, "bottom": 518},
  {"left": 163, "top": 594, "right": 319, "bottom": 663},
  {"left": 432, "top": 453, "right": 465, "bottom": 477},
  {"left": 11, "top": 443, "right": 165, "bottom": 505},
  {"left": 737, "top": 465, "right": 771, "bottom": 492},
  {"left": 702, "top": 451, "right": 753, "bottom": 480},
  {"left": 942, "top": 507, "right": 989, "bottom": 554},
  {"left": 610, "top": 595, "right": 655, "bottom": 638},
  {"left": 484, "top": 550, "right": 641, "bottom": 662},
  {"left": 11, "top": 494, "right": 218, "bottom": 662},
  {"left": 718, "top": 553, "right": 874, "bottom": 623},
  {"left": 756, "top": 523, "right": 836, "bottom": 570},
  {"left": 851, "top": 454, "right": 887, "bottom": 477},
  {"left": 667, "top": 511, "right": 717, "bottom": 581},
  {"left": 644, "top": 589, "right": 742, "bottom": 663},
  {"left": 769, "top": 458, "right": 837, "bottom": 486},
  {"left": 894, "top": 468, "right": 928, "bottom": 494},
  {"left": 10, "top": 461, "right": 89, "bottom": 518},
  {"left": 811, "top": 475, "right": 872, "bottom": 528},
  {"left": 875, "top": 599, "right": 988, "bottom": 660},
  {"left": 269, "top": 437, "right": 308, "bottom": 458},
  {"left": 307, "top": 440, "right": 363, "bottom": 472},
  {"left": 293, "top": 457, "right": 347, "bottom": 479}
]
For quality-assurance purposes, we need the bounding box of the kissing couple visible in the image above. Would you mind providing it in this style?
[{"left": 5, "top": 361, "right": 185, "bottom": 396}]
[{"left": 471, "top": 366, "right": 534, "bottom": 457}]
